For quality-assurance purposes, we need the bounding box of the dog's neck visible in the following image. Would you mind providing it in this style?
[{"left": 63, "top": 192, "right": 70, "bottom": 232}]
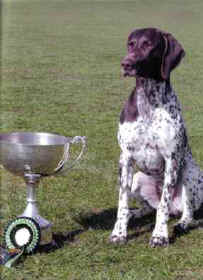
[
  {"left": 120, "top": 76, "right": 175, "bottom": 124},
  {"left": 136, "top": 77, "right": 171, "bottom": 108}
]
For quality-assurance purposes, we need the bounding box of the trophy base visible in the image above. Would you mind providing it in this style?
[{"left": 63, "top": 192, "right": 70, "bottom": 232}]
[{"left": 39, "top": 224, "right": 53, "bottom": 246}]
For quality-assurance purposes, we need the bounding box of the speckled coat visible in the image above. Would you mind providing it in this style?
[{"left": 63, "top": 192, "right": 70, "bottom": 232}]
[{"left": 110, "top": 28, "right": 203, "bottom": 247}]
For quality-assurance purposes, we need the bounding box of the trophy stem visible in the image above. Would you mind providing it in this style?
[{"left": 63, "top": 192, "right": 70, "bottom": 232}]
[{"left": 19, "top": 173, "right": 53, "bottom": 245}]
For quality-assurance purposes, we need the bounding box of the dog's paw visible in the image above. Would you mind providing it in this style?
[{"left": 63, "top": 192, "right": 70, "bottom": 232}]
[
  {"left": 174, "top": 223, "right": 189, "bottom": 235},
  {"left": 149, "top": 235, "right": 169, "bottom": 248},
  {"left": 109, "top": 234, "right": 127, "bottom": 245},
  {"left": 174, "top": 219, "right": 199, "bottom": 235}
]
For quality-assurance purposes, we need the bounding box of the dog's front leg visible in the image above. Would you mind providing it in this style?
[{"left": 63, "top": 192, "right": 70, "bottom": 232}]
[
  {"left": 150, "top": 157, "right": 177, "bottom": 247},
  {"left": 110, "top": 152, "right": 134, "bottom": 244}
]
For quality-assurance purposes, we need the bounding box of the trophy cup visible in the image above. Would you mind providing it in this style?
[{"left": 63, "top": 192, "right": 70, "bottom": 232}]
[{"left": 0, "top": 132, "right": 86, "bottom": 253}]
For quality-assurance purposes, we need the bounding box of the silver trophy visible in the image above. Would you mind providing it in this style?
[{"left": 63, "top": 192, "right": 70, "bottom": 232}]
[{"left": 0, "top": 132, "right": 86, "bottom": 249}]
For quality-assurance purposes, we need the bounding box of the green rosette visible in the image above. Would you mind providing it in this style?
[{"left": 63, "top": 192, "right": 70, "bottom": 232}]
[{"left": 4, "top": 217, "right": 41, "bottom": 254}]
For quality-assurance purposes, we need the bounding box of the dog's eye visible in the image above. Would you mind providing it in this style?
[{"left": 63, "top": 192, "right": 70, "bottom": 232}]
[
  {"left": 142, "top": 41, "right": 152, "bottom": 50},
  {"left": 128, "top": 40, "right": 136, "bottom": 50}
]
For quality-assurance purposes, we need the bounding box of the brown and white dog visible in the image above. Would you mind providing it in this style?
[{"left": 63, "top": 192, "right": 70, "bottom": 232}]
[{"left": 110, "top": 28, "right": 203, "bottom": 247}]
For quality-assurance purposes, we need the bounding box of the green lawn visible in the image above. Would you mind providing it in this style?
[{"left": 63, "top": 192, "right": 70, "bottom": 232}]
[{"left": 1, "top": 0, "right": 203, "bottom": 279}]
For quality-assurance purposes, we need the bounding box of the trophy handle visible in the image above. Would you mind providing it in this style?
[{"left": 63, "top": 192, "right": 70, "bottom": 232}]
[{"left": 54, "top": 136, "right": 86, "bottom": 175}]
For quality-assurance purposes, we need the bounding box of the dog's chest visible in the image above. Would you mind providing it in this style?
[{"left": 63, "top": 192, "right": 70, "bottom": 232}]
[{"left": 118, "top": 117, "right": 165, "bottom": 174}]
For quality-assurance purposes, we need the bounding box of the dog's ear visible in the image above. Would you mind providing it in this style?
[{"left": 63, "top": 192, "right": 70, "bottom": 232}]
[{"left": 161, "top": 32, "right": 185, "bottom": 80}]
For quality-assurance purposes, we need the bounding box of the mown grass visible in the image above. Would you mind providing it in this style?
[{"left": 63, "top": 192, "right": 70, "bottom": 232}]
[{"left": 1, "top": 0, "right": 203, "bottom": 279}]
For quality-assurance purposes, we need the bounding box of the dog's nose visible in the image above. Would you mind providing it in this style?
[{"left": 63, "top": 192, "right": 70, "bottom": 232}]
[{"left": 121, "top": 59, "right": 132, "bottom": 70}]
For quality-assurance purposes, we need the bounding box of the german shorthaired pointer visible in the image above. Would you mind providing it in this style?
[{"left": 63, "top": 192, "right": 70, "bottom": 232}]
[{"left": 110, "top": 28, "right": 203, "bottom": 247}]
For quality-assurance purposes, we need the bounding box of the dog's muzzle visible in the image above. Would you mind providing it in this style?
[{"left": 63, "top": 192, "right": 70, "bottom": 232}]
[{"left": 121, "top": 56, "right": 137, "bottom": 77}]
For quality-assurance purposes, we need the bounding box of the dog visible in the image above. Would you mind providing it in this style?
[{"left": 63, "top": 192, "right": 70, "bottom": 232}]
[{"left": 110, "top": 27, "right": 203, "bottom": 247}]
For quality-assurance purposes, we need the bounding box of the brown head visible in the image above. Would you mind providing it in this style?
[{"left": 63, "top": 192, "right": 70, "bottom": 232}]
[{"left": 121, "top": 28, "right": 185, "bottom": 81}]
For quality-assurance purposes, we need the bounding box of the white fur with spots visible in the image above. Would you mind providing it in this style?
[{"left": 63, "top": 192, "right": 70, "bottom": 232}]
[{"left": 110, "top": 79, "right": 203, "bottom": 247}]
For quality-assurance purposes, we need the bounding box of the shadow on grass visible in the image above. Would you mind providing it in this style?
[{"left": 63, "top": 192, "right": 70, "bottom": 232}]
[
  {"left": 170, "top": 204, "right": 203, "bottom": 244},
  {"left": 37, "top": 205, "right": 203, "bottom": 253},
  {"left": 74, "top": 206, "right": 203, "bottom": 244},
  {"left": 74, "top": 208, "right": 118, "bottom": 231},
  {"left": 37, "top": 229, "right": 84, "bottom": 254},
  {"left": 74, "top": 207, "right": 156, "bottom": 240}
]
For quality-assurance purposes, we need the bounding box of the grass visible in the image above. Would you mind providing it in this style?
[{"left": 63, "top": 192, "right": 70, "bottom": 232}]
[{"left": 1, "top": 0, "right": 203, "bottom": 279}]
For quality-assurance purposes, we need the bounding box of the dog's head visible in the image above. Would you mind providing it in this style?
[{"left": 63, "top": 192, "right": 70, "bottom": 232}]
[{"left": 121, "top": 28, "right": 185, "bottom": 81}]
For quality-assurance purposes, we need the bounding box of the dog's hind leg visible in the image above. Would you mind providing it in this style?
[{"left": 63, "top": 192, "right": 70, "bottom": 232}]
[
  {"left": 129, "top": 171, "right": 157, "bottom": 218},
  {"left": 175, "top": 158, "right": 203, "bottom": 232}
]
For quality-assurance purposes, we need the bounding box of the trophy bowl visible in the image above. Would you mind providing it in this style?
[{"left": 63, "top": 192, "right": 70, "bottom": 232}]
[
  {"left": 0, "top": 132, "right": 85, "bottom": 176},
  {"left": 0, "top": 132, "right": 86, "bottom": 249}
]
